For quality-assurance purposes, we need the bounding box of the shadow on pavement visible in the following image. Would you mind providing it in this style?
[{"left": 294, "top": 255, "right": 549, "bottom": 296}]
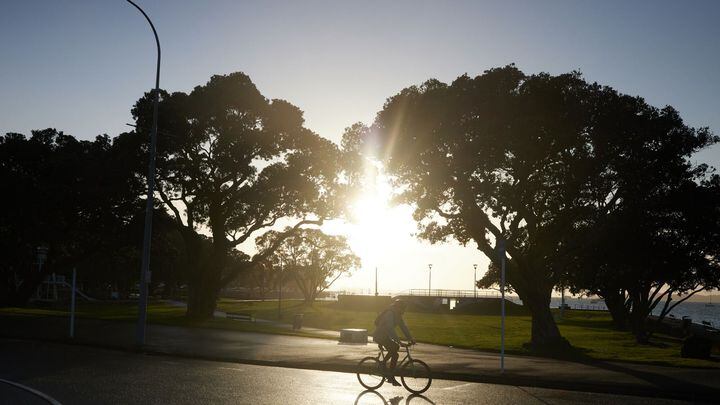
[
  {"left": 585, "top": 359, "right": 718, "bottom": 402},
  {"left": 354, "top": 389, "right": 436, "bottom": 404}
]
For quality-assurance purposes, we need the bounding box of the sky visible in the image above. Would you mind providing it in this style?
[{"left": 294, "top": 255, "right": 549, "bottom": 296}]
[{"left": 2, "top": 0, "right": 719, "bottom": 294}]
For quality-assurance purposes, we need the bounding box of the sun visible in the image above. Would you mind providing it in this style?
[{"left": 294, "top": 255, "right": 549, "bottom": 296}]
[
  {"left": 343, "top": 177, "right": 414, "bottom": 262},
  {"left": 320, "top": 171, "right": 416, "bottom": 291}
]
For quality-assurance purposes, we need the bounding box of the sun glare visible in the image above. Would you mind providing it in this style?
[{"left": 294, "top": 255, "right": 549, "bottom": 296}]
[{"left": 344, "top": 178, "right": 414, "bottom": 263}]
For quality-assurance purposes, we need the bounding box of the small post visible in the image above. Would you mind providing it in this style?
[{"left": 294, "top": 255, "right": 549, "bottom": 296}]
[
  {"left": 428, "top": 264, "right": 432, "bottom": 295},
  {"left": 473, "top": 264, "right": 478, "bottom": 299},
  {"left": 374, "top": 267, "right": 378, "bottom": 296},
  {"left": 52, "top": 273, "right": 57, "bottom": 301},
  {"left": 70, "top": 268, "right": 77, "bottom": 338},
  {"left": 277, "top": 259, "right": 283, "bottom": 319},
  {"left": 499, "top": 239, "right": 506, "bottom": 373},
  {"left": 560, "top": 285, "right": 565, "bottom": 319}
]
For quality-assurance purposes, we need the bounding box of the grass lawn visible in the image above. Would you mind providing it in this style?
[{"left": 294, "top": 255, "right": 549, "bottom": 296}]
[
  {"left": 3, "top": 299, "right": 718, "bottom": 368},
  {"left": 0, "top": 301, "right": 332, "bottom": 340},
  {"left": 217, "top": 299, "right": 720, "bottom": 368}
]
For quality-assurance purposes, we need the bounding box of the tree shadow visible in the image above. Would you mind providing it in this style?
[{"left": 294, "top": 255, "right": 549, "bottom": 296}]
[{"left": 583, "top": 359, "right": 720, "bottom": 401}]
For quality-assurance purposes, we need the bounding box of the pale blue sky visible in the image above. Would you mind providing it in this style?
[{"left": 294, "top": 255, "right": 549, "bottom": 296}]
[{"left": 2, "top": 1, "right": 719, "bottom": 292}]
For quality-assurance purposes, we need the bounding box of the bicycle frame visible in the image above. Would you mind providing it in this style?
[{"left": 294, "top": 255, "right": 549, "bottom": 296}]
[
  {"left": 357, "top": 342, "right": 432, "bottom": 394},
  {"left": 375, "top": 343, "right": 413, "bottom": 370}
]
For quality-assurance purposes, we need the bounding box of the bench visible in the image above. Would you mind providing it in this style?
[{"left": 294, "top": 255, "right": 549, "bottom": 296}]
[
  {"left": 339, "top": 328, "right": 368, "bottom": 344},
  {"left": 227, "top": 312, "right": 255, "bottom": 322}
]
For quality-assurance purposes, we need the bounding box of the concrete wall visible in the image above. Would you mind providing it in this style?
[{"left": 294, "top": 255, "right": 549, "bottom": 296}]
[
  {"left": 452, "top": 297, "right": 529, "bottom": 315},
  {"left": 337, "top": 295, "right": 392, "bottom": 312}
]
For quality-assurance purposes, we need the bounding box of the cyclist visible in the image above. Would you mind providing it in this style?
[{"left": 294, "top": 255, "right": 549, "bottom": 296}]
[{"left": 372, "top": 299, "right": 416, "bottom": 386}]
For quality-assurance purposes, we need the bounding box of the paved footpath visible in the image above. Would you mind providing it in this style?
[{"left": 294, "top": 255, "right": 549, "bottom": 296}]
[{"left": 1, "top": 314, "right": 719, "bottom": 403}]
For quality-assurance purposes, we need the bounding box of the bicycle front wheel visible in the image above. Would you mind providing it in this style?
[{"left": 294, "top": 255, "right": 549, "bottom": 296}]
[
  {"left": 400, "top": 359, "right": 432, "bottom": 394},
  {"left": 356, "top": 357, "right": 385, "bottom": 390}
]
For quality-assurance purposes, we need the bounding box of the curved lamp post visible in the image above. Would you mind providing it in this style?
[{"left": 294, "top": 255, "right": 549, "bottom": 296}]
[{"left": 126, "top": 0, "right": 160, "bottom": 346}]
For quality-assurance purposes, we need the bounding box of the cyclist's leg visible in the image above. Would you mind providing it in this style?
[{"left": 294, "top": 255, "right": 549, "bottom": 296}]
[
  {"left": 386, "top": 340, "right": 400, "bottom": 370},
  {"left": 386, "top": 341, "right": 401, "bottom": 385},
  {"left": 376, "top": 337, "right": 400, "bottom": 384}
]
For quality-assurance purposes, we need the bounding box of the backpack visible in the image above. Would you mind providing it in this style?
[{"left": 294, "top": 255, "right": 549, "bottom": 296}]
[{"left": 374, "top": 309, "right": 391, "bottom": 327}]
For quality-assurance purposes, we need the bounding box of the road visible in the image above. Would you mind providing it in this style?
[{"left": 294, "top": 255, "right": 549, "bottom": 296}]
[{"left": 0, "top": 339, "right": 705, "bottom": 404}]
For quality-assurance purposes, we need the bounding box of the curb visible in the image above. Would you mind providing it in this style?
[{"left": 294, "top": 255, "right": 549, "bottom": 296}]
[
  {"left": 0, "top": 378, "right": 63, "bottom": 405},
  {"left": 2, "top": 334, "right": 718, "bottom": 402}
]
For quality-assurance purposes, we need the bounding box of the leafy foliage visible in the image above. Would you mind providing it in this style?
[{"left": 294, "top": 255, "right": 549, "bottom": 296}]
[
  {"left": 256, "top": 228, "right": 360, "bottom": 303},
  {"left": 0, "top": 129, "right": 142, "bottom": 304},
  {"left": 350, "top": 65, "right": 717, "bottom": 347},
  {"left": 130, "top": 72, "right": 345, "bottom": 318}
]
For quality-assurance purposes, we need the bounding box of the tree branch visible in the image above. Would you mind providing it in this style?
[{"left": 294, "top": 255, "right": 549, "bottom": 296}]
[
  {"left": 227, "top": 214, "right": 280, "bottom": 248},
  {"left": 156, "top": 183, "right": 187, "bottom": 228},
  {"left": 219, "top": 218, "right": 325, "bottom": 287}
]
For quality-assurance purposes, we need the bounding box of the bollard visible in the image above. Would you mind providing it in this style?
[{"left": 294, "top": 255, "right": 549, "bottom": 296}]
[{"left": 293, "top": 313, "right": 304, "bottom": 330}]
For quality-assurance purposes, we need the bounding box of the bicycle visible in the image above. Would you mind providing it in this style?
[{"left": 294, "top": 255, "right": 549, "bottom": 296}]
[{"left": 356, "top": 341, "right": 432, "bottom": 394}]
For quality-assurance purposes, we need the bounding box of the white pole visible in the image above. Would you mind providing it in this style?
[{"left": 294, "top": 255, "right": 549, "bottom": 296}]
[
  {"left": 428, "top": 264, "right": 432, "bottom": 295},
  {"left": 70, "top": 268, "right": 77, "bottom": 338},
  {"left": 278, "top": 258, "right": 282, "bottom": 319},
  {"left": 52, "top": 273, "right": 57, "bottom": 301},
  {"left": 499, "top": 239, "right": 506, "bottom": 373},
  {"left": 473, "top": 264, "right": 477, "bottom": 299},
  {"left": 375, "top": 267, "right": 378, "bottom": 296}
]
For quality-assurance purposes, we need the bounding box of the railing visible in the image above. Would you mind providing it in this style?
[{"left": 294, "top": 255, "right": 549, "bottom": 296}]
[{"left": 404, "top": 289, "right": 502, "bottom": 298}]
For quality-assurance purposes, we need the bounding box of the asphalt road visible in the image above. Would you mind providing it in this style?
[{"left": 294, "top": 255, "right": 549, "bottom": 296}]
[{"left": 0, "top": 339, "right": 706, "bottom": 405}]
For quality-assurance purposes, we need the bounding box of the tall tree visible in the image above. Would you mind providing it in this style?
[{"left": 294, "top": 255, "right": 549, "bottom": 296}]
[
  {"left": 130, "top": 72, "right": 344, "bottom": 318},
  {"left": 559, "top": 93, "right": 719, "bottom": 340},
  {"left": 350, "top": 65, "right": 715, "bottom": 349},
  {"left": 0, "top": 129, "right": 141, "bottom": 305},
  {"left": 257, "top": 228, "right": 360, "bottom": 304},
  {"left": 569, "top": 177, "right": 720, "bottom": 342}
]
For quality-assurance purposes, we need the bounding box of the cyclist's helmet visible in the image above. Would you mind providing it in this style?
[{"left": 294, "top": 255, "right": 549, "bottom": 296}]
[{"left": 392, "top": 298, "right": 407, "bottom": 311}]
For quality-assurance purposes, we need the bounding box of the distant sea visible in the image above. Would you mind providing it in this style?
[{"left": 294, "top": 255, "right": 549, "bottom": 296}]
[{"left": 541, "top": 297, "right": 720, "bottom": 327}]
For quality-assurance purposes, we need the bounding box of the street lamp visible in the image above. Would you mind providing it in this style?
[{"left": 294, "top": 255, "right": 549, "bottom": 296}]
[
  {"left": 126, "top": 0, "right": 161, "bottom": 347},
  {"left": 428, "top": 264, "right": 432, "bottom": 295},
  {"left": 473, "top": 264, "right": 477, "bottom": 298}
]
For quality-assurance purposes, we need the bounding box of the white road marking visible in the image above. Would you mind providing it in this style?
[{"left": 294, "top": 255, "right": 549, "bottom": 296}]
[
  {"left": 441, "top": 382, "right": 476, "bottom": 390},
  {"left": 0, "top": 378, "right": 63, "bottom": 405},
  {"left": 218, "top": 367, "right": 245, "bottom": 371}
]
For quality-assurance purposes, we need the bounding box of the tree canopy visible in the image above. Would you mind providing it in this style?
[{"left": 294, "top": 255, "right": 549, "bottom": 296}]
[
  {"left": 256, "top": 228, "right": 360, "bottom": 303},
  {"left": 348, "top": 65, "right": 717, "bottom": 348},
  {"left": 0, "top": 129, "right": 142, "bottom": 304},
  {"left": 129, "top": 72, "right": 346, "bottom": 318}
]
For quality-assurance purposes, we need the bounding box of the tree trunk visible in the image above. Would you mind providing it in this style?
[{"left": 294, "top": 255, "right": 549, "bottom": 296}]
[
  {"left": 520, "top": 289, "right": 570, "bottom": 350},
  {"left": 629, "top": 310, "right": 650, "bottom": 344},
  {"left": 601, "top": 289, "right": 629, "bottom": 330},
  {"left": 180, "top": 227, "right": 224, "bottom": 320},
  {"left": 627, "top": 288, "right": 651, "bottom": 344},
  {"left": 186, "top": 260, "right": 222, "bottom": 320}
]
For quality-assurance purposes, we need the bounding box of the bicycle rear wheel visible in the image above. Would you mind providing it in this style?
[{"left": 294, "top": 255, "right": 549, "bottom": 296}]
[
  {"left": 400, "top": 359, "right": 431, "bottom": 394},
  {"left": 356, "top": 357, "right": 385, "bottom": 390}
]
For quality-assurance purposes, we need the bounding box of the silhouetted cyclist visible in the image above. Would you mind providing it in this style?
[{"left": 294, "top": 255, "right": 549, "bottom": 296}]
[{"left": 372, "top": 299, "right": 416, "bottom": 386}]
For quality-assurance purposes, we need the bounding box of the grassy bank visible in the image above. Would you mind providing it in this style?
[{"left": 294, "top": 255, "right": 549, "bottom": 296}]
[
  {"left": 217, "top": 299, "right": 720, "bottom": 368},
  {"left": 3, "top": 299, "right": 718, "bottom": 368},
  {"left": 0, "top": 301, "right": 330, "bottom": 340}
]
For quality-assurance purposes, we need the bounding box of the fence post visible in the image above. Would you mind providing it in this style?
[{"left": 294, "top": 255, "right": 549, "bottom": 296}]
[{"left": 70, "top": 268, "right": 76, "bottom": 338}]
